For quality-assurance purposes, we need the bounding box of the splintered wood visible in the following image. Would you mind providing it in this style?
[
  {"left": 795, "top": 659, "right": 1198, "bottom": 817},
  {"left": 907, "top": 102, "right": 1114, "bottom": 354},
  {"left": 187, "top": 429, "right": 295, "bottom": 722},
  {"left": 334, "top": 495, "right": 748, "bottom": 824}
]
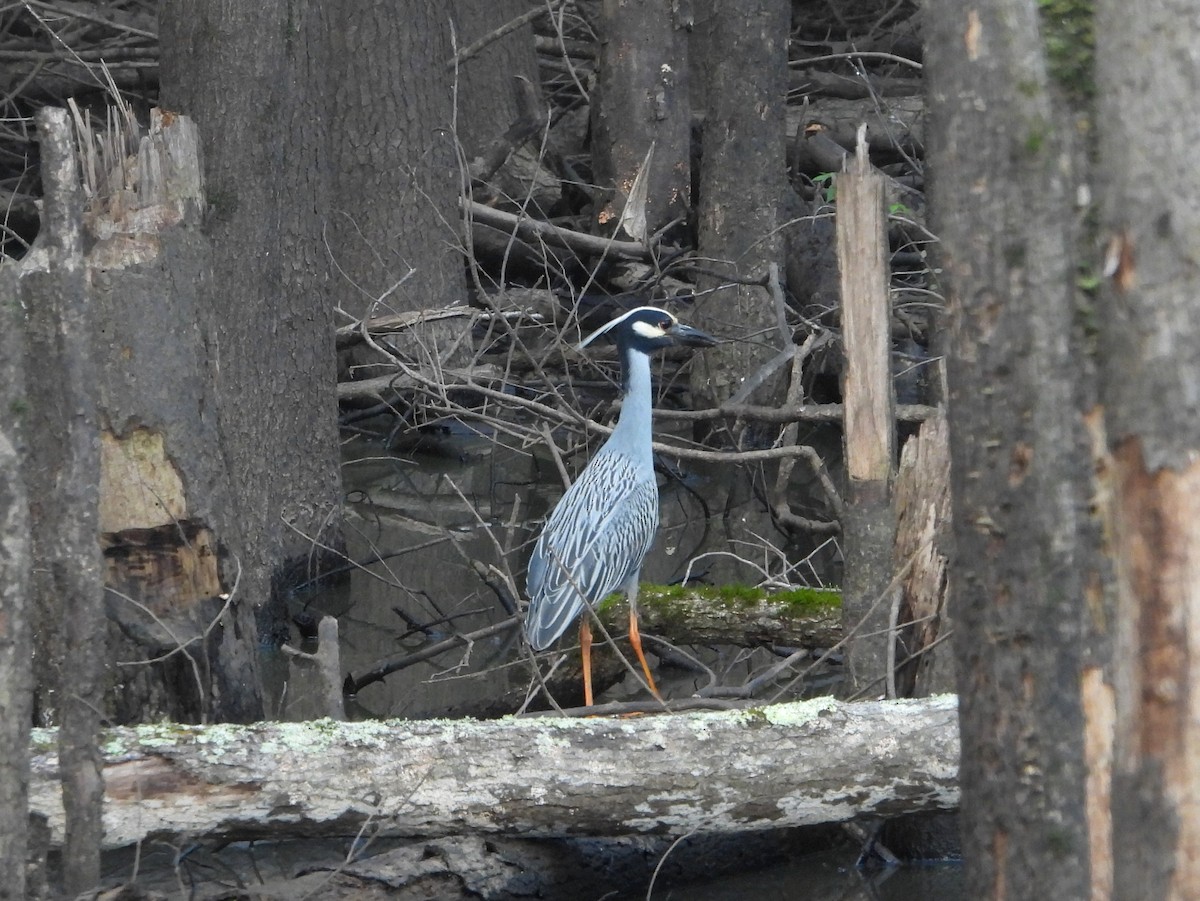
[
  {"left": 838, "top": 127, "right": 894, "bottom": 484},
  {"left": 837, "top": 128, "right": 899, "bottom": 695}
]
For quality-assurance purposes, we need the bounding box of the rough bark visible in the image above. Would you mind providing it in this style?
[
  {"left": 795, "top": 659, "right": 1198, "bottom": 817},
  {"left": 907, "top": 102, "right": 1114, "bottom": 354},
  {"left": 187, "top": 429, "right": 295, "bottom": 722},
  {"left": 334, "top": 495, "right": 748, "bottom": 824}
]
[
  {"left": 0, "top": 242, "right": 32, "bottom": 900},
  {"left": 688, "top": 0, "right": 791, "bottom": 425},
  {"left": 1095, "top": 3, "right": 1200, "bottom": 897},
  {"left": 591, "top": 0, "right": 691, "bottom": 240},
  {"left": 28, "top": 696, "right": 960, "bottom": 849},
  {"left": 450, "top": 0, "right": 542, "bottom": 159},
  {"left": 80, "top": 110, "right": 256, "bottom": 726},
  {"left": 324, "top": 2, "right": 465, "bottom": 322},
  {"left": 837, "top": 135, "right": 897, "bottom": 697},
  {"left": 159, "top": 0, "right": 345, "bottom": 721},
  {"left": 28, "top": 106, "right": 105, "bottom": 897},
  {"left": 925, "top": 0, "right": 1098, "bottom": 897}
]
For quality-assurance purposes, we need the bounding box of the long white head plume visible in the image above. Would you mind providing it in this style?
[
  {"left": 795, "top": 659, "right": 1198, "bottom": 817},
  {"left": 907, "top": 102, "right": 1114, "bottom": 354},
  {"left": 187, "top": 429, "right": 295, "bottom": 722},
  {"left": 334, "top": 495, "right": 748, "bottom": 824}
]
[{"left": 575, "top": 306, "right": 675, "bottom": 351}]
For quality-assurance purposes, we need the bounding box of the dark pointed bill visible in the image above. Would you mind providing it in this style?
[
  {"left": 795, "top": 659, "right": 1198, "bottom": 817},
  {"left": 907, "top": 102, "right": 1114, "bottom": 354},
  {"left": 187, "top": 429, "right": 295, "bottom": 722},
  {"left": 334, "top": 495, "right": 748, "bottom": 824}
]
[{"left": 666, "top": 321, "right": 719, "bottom": 348}]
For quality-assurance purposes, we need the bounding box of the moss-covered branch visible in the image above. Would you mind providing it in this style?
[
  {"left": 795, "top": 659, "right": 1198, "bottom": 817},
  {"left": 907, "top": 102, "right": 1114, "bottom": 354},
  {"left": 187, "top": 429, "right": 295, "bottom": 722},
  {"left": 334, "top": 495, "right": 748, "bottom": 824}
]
[{"left": 598, "top": 584, "right": 843, "bottom": 649}]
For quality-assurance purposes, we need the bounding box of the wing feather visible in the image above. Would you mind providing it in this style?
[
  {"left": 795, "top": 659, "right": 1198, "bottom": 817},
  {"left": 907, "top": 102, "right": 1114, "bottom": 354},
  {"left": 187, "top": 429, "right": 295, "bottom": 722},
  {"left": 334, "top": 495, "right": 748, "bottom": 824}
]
[{"left": 525, "top": 451, "right": 658, "bottom": 649}]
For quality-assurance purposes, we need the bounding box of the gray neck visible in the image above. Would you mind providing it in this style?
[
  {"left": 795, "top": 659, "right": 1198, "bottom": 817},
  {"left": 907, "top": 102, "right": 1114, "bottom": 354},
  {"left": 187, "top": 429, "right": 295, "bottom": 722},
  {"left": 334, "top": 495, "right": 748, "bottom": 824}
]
[{"left": 608, "top": 344, "right": 654, "bottom": 468}]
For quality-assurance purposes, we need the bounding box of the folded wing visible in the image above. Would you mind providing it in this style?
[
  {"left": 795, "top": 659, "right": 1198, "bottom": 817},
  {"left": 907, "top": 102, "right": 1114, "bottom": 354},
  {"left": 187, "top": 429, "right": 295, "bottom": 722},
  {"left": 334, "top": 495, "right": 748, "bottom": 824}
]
[{"left": 525, "top": 451, "right": 659, "bottom": 650}]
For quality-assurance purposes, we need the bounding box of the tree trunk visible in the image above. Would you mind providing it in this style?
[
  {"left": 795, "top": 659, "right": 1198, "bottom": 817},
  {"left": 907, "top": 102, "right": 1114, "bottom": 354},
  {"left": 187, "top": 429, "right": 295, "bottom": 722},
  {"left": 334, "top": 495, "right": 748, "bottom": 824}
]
[
  {"left": 28, "top": 697, "right": 959, "bottom": 849},
  {"left": 1095, "top": 3, "right": 1200, "bottom": 897},
  {"left": 81, "top": 110, "right": 269, "bottom": 725},
  {"left": 925, "top": 0, "right": 1101, "bottom": 896},
  {"left": 450, "top": 0, "right": 542, "bottom": 159},
  {"left": 688, "top": 0, "right": 791, "bottom": 428},
  {"left": 159, "top": 0, "right": 345, "bottom": 721},
  {"left": 324, "top": 2, "right": 466, "bottom": 322},
  {"left": 0, "top": 226, "right": 33, "bottom": 901},
  {"left": 591, "top": 0, "right": 691, "bottom": 241},
  {"left": 26, "top": 107, "right": 105, "bottom": 897}
]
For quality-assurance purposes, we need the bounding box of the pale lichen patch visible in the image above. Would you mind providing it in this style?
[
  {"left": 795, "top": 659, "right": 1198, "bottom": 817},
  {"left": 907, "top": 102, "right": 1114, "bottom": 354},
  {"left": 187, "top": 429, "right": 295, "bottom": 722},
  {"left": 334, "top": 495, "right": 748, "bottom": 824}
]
[{"left": 759, "top": 697, "right": 839, "bottom": 727}]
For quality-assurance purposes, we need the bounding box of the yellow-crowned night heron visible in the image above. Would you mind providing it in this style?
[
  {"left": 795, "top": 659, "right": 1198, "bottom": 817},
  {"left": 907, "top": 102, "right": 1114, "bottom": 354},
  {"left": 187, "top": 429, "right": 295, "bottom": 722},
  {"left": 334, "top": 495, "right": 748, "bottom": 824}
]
[{"left": 525, "top": 306, "right": 718, "bottom": 705}]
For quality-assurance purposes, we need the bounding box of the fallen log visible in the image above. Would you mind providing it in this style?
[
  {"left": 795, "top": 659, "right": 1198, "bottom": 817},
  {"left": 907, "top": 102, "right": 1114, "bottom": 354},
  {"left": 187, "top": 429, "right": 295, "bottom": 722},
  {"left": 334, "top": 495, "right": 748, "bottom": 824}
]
[
  {"left": 29, "top": 696, "right": 959, "bottom": 850},
  {"left": 465, "top": 200, "right": 653, "bottom": 260}
]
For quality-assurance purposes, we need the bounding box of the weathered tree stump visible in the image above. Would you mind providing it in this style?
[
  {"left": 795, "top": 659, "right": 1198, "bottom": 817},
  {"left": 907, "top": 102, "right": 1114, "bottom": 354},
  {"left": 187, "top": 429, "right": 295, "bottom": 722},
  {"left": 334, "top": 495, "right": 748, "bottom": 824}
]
[{"left": 838, "top": 129, "right": 898, "bottom": 697}]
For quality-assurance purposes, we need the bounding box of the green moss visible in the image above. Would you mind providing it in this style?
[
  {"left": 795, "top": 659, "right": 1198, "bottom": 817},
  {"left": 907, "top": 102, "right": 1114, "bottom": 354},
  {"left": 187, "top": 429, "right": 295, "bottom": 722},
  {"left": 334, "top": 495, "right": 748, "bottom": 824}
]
[
  {"left": 1037, "top": 0, "right": 1094, "bottom": 103},
  {"left": 1016, "top": 79, "right": 1042, "bottom": 99}
]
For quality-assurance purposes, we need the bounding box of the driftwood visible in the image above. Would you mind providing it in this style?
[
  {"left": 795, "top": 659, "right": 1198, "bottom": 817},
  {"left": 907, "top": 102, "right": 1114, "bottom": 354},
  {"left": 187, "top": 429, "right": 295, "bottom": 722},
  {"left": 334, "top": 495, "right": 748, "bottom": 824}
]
[
  {"left": 29, "top": 696, "right": 959, "bottom": 850},
  {"left": 466, "top": 200, "right": 652, "bottom": 260}
]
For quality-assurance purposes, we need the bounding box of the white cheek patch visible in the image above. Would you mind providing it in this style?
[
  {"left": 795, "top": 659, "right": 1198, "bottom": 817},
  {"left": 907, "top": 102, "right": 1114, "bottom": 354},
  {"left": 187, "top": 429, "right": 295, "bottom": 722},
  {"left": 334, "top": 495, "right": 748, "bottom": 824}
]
[{"left": 632, "top": 319, "right": 669, "bottom": 339}]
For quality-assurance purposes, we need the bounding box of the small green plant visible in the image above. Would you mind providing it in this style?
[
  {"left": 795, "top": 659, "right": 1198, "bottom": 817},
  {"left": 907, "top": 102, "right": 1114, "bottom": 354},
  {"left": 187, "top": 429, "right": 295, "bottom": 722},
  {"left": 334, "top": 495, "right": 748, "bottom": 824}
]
[
  {"left": 812, "top": 172, "right": 837, "bottom": 204},
  {"left": 1076, "top": 269, "right": 1101, "bottom": 293}
]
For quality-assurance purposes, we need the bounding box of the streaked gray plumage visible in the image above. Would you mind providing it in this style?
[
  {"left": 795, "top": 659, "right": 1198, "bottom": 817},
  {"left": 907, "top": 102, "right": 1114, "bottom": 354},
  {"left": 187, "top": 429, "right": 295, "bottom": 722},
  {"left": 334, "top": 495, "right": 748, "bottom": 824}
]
[
  {"left": 525, "top": 443, "right": 658, "bottom": 649},
  {"left": 525, "top": 307, "right": 718, "bottom": 678}
]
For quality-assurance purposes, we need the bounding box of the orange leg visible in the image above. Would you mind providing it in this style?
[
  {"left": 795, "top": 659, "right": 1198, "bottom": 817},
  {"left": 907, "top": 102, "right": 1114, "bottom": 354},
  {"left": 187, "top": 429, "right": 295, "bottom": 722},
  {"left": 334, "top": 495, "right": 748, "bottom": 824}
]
[
  {"left": 629, "top": 608, "right": 662, "bottom": 700},
  {"left": 580, "top": 617, "right": 594, "bottom": 707}
]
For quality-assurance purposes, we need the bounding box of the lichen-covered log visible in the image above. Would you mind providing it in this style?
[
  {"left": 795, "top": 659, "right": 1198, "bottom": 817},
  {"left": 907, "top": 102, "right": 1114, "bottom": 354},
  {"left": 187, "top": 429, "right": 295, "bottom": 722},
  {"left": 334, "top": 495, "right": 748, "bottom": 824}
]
[{"left": 29, "top": 696, "right": 959, "bottom": 850}]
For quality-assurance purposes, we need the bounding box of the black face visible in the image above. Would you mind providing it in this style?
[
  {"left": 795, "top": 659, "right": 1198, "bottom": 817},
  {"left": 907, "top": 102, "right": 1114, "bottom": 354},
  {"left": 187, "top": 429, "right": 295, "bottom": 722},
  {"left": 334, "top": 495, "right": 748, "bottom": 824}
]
[{"left": 579, "top": 306, "right": 719, "bottom": 354}]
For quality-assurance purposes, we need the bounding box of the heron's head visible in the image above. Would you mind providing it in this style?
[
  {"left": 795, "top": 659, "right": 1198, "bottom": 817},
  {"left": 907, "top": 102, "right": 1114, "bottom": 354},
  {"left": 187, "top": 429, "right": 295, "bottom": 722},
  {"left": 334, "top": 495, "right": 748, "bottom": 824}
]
[{"left": 577, "top": 306, "right": 719, "bottom": 354}]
